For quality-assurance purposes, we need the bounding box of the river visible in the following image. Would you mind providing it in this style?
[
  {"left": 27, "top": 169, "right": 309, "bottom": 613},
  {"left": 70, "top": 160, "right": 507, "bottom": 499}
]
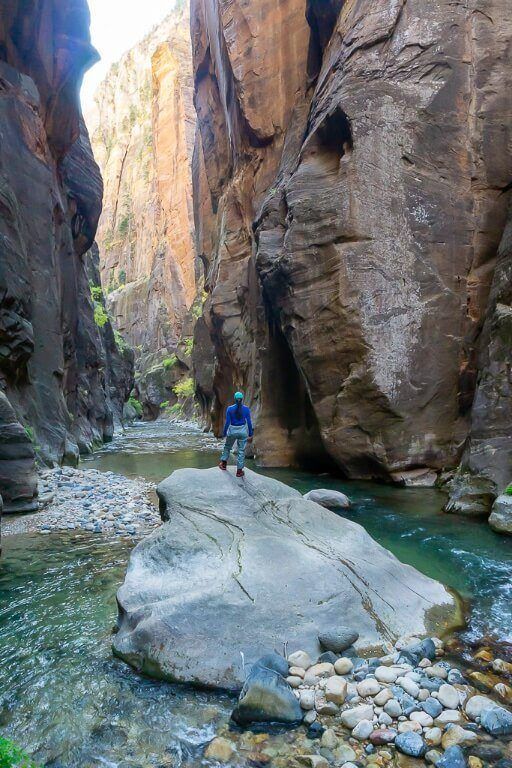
[{"left": 0, "top": 420, "right": 511, "bottom": 766}]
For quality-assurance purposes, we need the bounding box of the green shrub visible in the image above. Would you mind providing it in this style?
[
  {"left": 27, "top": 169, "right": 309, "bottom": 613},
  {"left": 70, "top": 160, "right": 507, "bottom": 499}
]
[
  {"left": 89, "top": 283, "right": 104, "bottom": 302},
  {"left": 183, "top": 338, "right": 194, "bottom": 357},
  {"left": 128, "top": 396, "right": 143, "bottom": 418},
  {"left": 94, "top": 303, "right": 109, "bottom": 328},
  {"left": 169, "top": 403, "right": 183, "bottom": 416},
  {"left": 160, "top": 400, "right": 170, "bottom": 410},
  {"left": 163, "top": 355, "right": 177, "bottom": 371},
  {"left": 0, "top": 737, "right": 40, "bottom": 768},
  {"left": 119, "top": 270, "right": 127, "bottom": 285},
  {"left": 505, "top": 484, "right": 512, "bottom": 496},
  {"left": 173, "top": 377, "right": 194, "bottom": 399},
  {"left": 24, "top": 426, "right": 34, "bottom": 443}
]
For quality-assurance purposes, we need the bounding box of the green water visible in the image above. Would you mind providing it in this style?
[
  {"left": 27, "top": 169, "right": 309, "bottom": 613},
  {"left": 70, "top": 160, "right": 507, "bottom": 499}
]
[{"left": 1, "top": 420, "right": 511, "bottom": 766}]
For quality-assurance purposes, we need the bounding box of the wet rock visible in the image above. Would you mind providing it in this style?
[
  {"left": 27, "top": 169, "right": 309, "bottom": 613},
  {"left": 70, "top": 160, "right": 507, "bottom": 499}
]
[
  {"left": 424, "top": 727, "right": 442, "bottom": 747},
  {"left": 464, "top": 695, "right": 498, "bottom": 721},
  {"left": 306, "top": 722, "right": 325, "bottom": 740},
  {"left": 0, "top": 392, "right": 38, "bottom": 513},
  {"left": 441, "top": 725, "right": 478, "bottom": 749},
  {"left": 480, "top": 705, "right": 512, "bottom": 736},
  {"left": 320, "top": 728, "right": 338, "bottom": 750},
  {"left": 436, "top": 746, "right": 467, "bottom": 768},
  {"left": 395, "top": 732, "right": 426, "bottom": 758},
  {"left": 304, "top": 489, "right": 351, "bottom": 509},
  {"left": 204, "top": 737, "right": 236, "bottom": 763},
  {"left": 231, "top": 656, "right": 302, "bottom": 726},
  {"left": 114, "top": 468, "right": 458, "bottom": 688}
]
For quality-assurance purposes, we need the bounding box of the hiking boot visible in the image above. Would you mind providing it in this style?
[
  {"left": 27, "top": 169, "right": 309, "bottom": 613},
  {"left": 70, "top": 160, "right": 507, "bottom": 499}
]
[
  {"left": 219, "top": 460, "right": 227, "bottom": 470},
  {"left": 236, "top": 468, "right": 245, "bottom": 478}
]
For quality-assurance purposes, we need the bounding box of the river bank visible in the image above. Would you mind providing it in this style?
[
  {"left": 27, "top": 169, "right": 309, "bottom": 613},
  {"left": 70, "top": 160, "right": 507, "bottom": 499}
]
[
  {"left": 1, "top": 421, "right": 511, "bottom": 768},
  {"left": 2, "top": 467, "right": 158, "bottom": 537}
]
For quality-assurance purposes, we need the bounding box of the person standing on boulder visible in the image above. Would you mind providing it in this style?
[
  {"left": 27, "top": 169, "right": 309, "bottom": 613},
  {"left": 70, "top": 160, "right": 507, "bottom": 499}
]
[{"left": 219, "top": 392, "right": 254, "bottom": 478}]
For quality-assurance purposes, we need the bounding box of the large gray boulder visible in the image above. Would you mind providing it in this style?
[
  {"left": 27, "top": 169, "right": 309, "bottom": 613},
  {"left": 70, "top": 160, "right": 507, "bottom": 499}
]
[
  {"left": 303, "top": 488, "right": 351, "bottom": 509},
  {"left": 113, "top": 468, "right": 460, "bottom": 690},
  {"left": 488, "top": 495, "right": 512, "bottom": 535}
]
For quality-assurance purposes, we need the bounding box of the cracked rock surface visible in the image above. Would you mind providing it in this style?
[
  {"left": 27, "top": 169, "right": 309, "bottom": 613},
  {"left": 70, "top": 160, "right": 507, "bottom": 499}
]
[{"left": 113, "top": 467, "right": 459, "bottom": 690}]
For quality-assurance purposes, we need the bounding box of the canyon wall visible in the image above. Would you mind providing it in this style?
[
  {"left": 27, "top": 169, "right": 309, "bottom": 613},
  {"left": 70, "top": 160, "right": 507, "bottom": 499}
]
[
  {"left": 0, "top": 1, "right": 133, "bottom": 512},
  {"left": 89, "top": 7, "right": 198, "bottom": 418},
  {"left": 191, "top": 0, "right": 512, "bottom": 507}
]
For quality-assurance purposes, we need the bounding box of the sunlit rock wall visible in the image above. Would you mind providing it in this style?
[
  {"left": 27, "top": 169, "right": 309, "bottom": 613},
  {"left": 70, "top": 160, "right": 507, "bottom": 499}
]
[{"left": 88, "top": 6, "right": 198, "bottom": 417}]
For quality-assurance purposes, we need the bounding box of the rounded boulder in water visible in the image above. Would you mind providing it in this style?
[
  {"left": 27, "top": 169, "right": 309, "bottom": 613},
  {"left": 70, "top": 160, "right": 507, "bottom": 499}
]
[
  {"left": 303, "top": 488, "right": 351, "bottom": 509},
  {"left": 436, "top": 745, "right": 467, "bottom": 768},
  {"left": 480, "top": 706, "right": 512, "bottom": 736}
]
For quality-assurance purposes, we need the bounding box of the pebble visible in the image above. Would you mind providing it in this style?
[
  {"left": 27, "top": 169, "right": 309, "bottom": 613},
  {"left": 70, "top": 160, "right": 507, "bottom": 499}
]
[
  {"left": 441, "top": 725, "right": 478, "bottom": 749},
  {"left": 424, "top": 727, "right": 442, "bottom": 747},
  {"left": 375, "top": 666, "right": 400, "bottom": 684},
  {"left": 384, "top": 700, "right": 402, "bottom": 718},
  {"left": 340, "top": 705, "right": 375, "bottom": 729},
  {"left": 352, "top": 720, "right": 374, "bottom": 740},
  {"left": 464, "top": 695, "right": 497, "bottom": 721},
  {"left": 436, "top": 745, "right": 467, "bottom": 768},
  {"left": 320, "top": 728, "right": 338, "bottom": 750},
  {"left": 325, "top": 676, "right": 347, "bottom": 705},
  {"left": 4, "top": 467, "right": 159, "bottom": 538},
  {"left": 480, "top": 705, "right": 512, "bottom": 736},
  {"left": 318, "top": 629, "right": 359, "bottom": 654},
  {"left": 288, "top": 650, "right": 312, "bottom": 670},
  {"left": 369, "top": 729, "right": 397, "bottom": 745},
  {"left": 397, "top": 721, "right": 422, "bottom": 734},
  {"left": 394, "top": 732, "right": 426, "bottom": 758},
  {"left": 435, "top": 710, "right": 463, "bottom": 726},
  {"left": 300, "top": 690, "right": 316, "bottom": 711},
  {"left": 204, "top": 737, "right": 236, "bottom": 762},
  {"left": 426, "top": 749, "right": 443, "bottom": 765},
  {"left": 357, "top": 679, "right": 381, "bottom": 697},
  {"left": 422, "top": 697, "right": 443, "bottom": 718},
  {"left": 410, "top": 711, "right": 434, "bottom": 727},
  {"left": 304, "top": 710, "right": 317, "bottom": 724},
  {"left": 437, "top": 684, "right": 460, "bottom": 710},
  {"left": 334, "top": 658, "right": 354, "bottom": 675},
  {"left": 375, "top": 689, "right": 393, "bottom": 706},
  {"left": 335, "top": 746, "right": 356, "bottom": 763},
  {"left": 397, "top": 677, "right": 420, "bottom": 699},
  {"left": 289, "top": 666, "right": 305, "bottom": 679}
]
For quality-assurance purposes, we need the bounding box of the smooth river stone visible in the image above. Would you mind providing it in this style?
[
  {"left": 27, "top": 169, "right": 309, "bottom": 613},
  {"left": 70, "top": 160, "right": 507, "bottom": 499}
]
[{"left": 340, "top": 705, "right": 375, "bottom": 729}]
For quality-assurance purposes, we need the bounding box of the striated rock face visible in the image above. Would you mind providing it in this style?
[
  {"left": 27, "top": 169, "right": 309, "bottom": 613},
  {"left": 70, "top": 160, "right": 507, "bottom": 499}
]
[
  {"left": 0, "top": 1, "right": 133, "bottom": 490},
  {"left": 88, "top": 8, "right": 198, "bottom": 417},
  {"left": 191, "top": 0, "right": 512, "bottom": 489}
]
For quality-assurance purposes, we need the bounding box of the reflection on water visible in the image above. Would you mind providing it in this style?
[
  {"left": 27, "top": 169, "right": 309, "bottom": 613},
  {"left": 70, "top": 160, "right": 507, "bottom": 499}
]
[
  {"left": 1, "top": 420, "right": 511, "bottom": 765},
  {"left": 0, "top": 531, "right": 233, "bottom": 766}
]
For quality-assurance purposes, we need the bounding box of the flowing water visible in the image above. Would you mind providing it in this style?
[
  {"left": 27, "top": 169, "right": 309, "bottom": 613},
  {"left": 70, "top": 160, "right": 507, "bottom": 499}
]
[{"left": 1, "top": 420, "right": 511, "bottom": 766}]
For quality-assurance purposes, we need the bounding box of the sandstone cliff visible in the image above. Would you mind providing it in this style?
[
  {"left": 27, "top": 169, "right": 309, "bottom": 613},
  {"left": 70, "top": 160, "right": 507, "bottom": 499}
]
[
  {"left": 0, "top": 1, "right": 133, "bottom": 513},
  {"left": 191, "top": 0, "right": 512, "bottom": 508},
  {"left": 88, "top": 7, "right": 198, "bottom": 418}
]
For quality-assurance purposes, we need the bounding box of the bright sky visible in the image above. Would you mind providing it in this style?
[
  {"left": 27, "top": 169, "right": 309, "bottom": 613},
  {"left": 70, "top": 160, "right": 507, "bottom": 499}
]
[{"left": 81, "top": 0, "right": 178, "bottom": 111}]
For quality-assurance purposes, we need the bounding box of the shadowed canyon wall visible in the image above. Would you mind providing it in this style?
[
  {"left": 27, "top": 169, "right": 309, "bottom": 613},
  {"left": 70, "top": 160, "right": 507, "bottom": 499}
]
[
  {"left": 0, "top": 1, "right": 133, "bottom": 513},
  {"left": 88, "top": 7, "right": 199, "bottom": 418},
  {"left": 191, "top": 0, "right": 512, "bottom": 507}
]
